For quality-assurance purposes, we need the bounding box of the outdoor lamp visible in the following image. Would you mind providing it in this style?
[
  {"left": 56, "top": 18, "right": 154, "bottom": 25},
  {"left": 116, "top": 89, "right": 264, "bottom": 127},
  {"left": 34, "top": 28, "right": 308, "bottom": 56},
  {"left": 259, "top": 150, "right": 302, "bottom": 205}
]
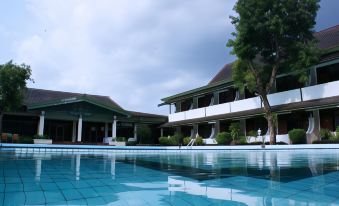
[{"left": 257, "top": 128, "right": 261, "bottom": 136}]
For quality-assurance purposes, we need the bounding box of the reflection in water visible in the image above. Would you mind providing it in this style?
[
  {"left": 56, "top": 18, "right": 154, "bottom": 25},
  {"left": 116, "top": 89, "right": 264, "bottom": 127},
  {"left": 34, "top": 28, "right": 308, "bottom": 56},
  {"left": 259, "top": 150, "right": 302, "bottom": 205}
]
[
  {"left": 10, "top": 150, "right": 339, "bottom": 205},
  {"left": 76, "top": 154, "right": 80, "bottom": 180}
]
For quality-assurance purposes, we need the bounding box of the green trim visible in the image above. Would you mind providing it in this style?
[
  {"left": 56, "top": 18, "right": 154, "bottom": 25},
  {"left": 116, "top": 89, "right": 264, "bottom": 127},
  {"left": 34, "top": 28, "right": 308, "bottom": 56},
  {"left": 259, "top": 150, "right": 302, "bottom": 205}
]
[
  {"left": 160, "top": 79, "right": 233, "bottom": 104},
  {"left": 27, "top": 95, "right": 129, "bottom": 116}
]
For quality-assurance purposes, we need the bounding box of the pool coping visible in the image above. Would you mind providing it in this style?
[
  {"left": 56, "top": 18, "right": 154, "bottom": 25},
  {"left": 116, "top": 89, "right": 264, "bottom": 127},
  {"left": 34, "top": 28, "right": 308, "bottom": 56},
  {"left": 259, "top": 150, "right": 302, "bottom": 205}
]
[{"left": 1, "top": 143, "right": 339, "bottom": 151}]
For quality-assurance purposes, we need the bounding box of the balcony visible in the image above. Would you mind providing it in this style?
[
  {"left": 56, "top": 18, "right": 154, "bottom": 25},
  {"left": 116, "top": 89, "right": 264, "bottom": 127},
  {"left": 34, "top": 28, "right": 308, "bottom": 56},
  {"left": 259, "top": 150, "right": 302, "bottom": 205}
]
[{"left": 168, "top": 80, "right": 339, "bottom": 122}]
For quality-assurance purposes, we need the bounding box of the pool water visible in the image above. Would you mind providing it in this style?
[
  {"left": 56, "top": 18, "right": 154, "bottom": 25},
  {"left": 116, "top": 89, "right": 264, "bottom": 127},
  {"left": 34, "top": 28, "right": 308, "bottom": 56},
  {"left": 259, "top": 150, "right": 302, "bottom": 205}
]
[{"left": 1, "top": 150, "right": 339, "bottom": 205}]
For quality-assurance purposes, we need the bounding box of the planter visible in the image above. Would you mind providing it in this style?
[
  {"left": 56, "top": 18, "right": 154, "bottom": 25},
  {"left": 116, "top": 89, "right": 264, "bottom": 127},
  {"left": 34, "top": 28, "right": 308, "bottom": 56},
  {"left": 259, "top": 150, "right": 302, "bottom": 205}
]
[
  {"left": 108, "top": 141, "right": 126, "bottom": 146},
  {"left": 34, "top": 139, "right": 53, "bottom": 144}
]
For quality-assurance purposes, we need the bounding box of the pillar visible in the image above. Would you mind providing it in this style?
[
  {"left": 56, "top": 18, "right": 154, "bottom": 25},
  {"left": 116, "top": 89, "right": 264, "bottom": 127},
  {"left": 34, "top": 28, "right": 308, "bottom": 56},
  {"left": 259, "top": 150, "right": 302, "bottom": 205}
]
[
  {"left": 38, "top": 111, "right": 45, "bottom": 136},
  {"left": 77, "top": 115, "right": 82, "bottom": 142},
  {"left": 160, "top": 128, "right": 164, "bottom": 137},
  {"left": 309, "top": 66, "right": 317, "bottom": 86},
  {"left": 104, "top": 123, "right": 108, "bottom": 137},
  {"left": 213, "top": 92, "right": 219, "bottom": 105},
  {"left": 192, "top": 124, "right": 198, "bottom": 138},
  {"left": 134, "top": 124, "right": 137, "bottom": 139},
  {"left": 215, "top": 120, "right": 220, "bottom": 135},
  {"left": 112, "top": 116, "right": 117, "bottom": 138},
  {"left": 72, "top": 121, "right": 77, "bottom": 142},
  {"left": 192, "top": 97, "right": 198, "bottom": 109}
]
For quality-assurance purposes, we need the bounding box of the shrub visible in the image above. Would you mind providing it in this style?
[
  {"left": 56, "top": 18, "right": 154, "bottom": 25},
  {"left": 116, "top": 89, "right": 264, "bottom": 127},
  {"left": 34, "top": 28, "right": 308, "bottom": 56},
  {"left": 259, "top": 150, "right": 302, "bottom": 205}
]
[
  {"left": 195, "top": 136, "right": 203, "bottom": 145},
  {"left": 319, "top": 128, "right": 334, "bottom": 140},
  {"left": 313, "top": 139, "right": 339, "bottom": 144},
  {"left": 229, "top": 122, "right": 240, "bottom": 141},
  {"left": 183, "top": 137, "right": 191, "bottom": 145},
  {"left": 115, "top": 137, "right": 126, "bottom": 142},
  {"left": 336, "top": 126, "right": 339, "bottom": 138},
  {"left": 126, "top": 141, "right": 137, "bottom": 146},
  {"left": 19, "top": 136, "right": 33, "bottom": 144},
  {"left": 288, "top": 129, "right": 306, "bottom": 144},
  {"left": 216, "top": 132, "right": 232, "bottom": 145},
  {"left": 159, "top": 135, "right": 179, "bottom": 146},
  {"left": 34, "top": 134, "right": 50, "bottom": 139},
  {"left": 159, "top": 136, "right": 169, "bottom": 145}
]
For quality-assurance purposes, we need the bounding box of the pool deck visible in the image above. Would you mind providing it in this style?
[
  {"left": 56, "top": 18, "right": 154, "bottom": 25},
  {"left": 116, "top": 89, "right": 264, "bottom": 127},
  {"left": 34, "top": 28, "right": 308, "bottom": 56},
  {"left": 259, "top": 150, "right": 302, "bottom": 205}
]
[{"left": 1, "top": 143, "right": 339, "bottom": 152}]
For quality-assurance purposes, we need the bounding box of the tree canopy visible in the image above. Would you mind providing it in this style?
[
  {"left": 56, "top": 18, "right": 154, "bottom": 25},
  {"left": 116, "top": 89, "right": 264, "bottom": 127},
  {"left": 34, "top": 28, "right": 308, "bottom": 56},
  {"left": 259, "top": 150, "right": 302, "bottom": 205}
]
[
  {"left": 227, "top": 0, "right": 320, "bottom": 144},
  {"left": 0, "top": 61, "right": 33, "bottom": 112}
]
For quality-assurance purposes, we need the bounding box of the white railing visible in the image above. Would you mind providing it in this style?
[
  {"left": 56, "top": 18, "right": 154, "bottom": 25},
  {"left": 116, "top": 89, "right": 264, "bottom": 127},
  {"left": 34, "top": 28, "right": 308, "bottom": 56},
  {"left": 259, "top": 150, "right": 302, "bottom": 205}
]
[
  {"left": 230, "top": 96, "right": 261, "bottom": 113},
  {"left": 205, "top": 102, "right": 230, "bottom": 117},
  {"left": 185, "top": 108, "right": 205, "bottom": 119},
  {"left": 267, "top": 89, "right": 301, "bottom": 106},
  {"left": 168, "top": 80, "right": 339, "bottom": 122},
  {"left": 302, "top": 80, "right": 339, "bottom": 101},
  {"left": 168, "top": 112, "right": 186, "bottom": 122}
]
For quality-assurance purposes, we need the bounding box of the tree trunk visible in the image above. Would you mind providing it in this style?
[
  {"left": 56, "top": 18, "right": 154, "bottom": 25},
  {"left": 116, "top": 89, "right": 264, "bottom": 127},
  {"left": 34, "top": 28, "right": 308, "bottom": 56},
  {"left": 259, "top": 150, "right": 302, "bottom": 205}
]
[{"left": 260, "top": 93, "right": 277, "bottom": 145}]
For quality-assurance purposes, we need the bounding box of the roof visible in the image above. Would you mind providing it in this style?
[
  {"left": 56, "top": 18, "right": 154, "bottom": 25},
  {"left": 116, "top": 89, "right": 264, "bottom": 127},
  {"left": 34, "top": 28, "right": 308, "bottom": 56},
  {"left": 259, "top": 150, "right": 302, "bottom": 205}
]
[
  {"left": 25, "top": 88, "right": 124, "bottom": 110},
  {"left": 160, "top": 24, "right": 339, "bottom": 104},
  {"left": 314, "top": 24, "right": 339, "bottom": 50},
  {"left": 24, "top": 88, "right": 166, "bottom": 122}
]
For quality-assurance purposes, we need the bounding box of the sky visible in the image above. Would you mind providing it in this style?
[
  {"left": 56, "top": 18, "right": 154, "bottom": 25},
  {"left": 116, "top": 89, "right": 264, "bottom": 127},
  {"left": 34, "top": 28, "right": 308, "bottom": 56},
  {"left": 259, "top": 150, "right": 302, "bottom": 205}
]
[{"left": 0, "top": 0, "right": 338, "bottom": 115}]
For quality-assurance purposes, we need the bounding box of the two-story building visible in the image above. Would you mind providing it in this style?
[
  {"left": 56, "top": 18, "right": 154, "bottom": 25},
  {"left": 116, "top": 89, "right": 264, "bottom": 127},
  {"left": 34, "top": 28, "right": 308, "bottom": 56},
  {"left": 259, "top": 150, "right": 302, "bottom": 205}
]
[{"left": 159, "top": 25, "right": 339, "bottom": 144}]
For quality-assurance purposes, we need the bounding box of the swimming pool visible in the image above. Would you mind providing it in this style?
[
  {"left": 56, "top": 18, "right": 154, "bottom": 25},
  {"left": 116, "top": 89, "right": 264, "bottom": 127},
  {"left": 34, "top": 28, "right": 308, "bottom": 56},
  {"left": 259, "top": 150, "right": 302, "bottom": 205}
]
[{"left": 1, "top": 149, "right": 339, "bottom": 205}]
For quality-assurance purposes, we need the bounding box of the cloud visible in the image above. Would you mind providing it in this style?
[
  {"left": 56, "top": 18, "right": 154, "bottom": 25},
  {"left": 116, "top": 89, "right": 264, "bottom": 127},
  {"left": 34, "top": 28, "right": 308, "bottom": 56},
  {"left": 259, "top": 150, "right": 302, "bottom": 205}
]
[{"left": 10, "top": 0, "right": 237, "bottom": 114}]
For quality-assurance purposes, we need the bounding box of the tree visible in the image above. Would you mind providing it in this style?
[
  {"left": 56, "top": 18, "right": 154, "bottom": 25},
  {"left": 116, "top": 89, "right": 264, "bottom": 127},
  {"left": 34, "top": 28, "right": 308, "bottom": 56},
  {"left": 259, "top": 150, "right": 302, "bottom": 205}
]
[
  {"left": 227, "top": 0, "right": 320, "bottom": 144},
  {"left": 0, "top": 61, "right": 33, "bottom": 133}
]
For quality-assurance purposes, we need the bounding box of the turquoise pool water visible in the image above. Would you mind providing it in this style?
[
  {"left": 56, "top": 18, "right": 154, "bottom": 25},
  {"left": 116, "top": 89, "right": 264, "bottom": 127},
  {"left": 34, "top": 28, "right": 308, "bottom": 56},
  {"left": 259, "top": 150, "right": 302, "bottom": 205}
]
[{"left": 1, "top": 150, "right": 339, "bottom": 205}]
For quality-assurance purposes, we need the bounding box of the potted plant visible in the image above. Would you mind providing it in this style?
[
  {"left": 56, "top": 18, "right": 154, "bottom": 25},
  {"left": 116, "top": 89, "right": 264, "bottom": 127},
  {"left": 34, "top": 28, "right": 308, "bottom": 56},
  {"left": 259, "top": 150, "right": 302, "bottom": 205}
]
[
  {"left": 109, "top": 137, "right": 126, "bottom": 146},
  {"left": 33, "top": 135, "right": 52, "bottom": 144}
]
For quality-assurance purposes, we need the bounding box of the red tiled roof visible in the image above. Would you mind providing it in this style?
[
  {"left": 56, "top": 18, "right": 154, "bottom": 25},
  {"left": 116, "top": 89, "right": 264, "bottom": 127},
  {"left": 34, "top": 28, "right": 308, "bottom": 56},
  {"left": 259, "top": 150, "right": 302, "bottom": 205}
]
[
  {"left": 208, "top": 24, "right": 339, "bottom": 85},
  {"left": 314, "top": 24, "right": 339, "bottom": 50}
]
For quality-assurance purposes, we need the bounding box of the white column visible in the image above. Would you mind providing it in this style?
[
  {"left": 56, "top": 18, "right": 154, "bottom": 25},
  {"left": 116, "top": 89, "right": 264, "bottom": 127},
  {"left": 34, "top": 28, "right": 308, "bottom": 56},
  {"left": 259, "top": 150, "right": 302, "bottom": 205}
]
[
  {"left": 134, "top": 124, "right": 137, "bottom": 139},
  {"left": 112, "top": 116, "right": 117, "bottom": 138},
  {"left": 77, "top": 115, "right": 82, "bottom": 142},
  {"left": 38, "top": 111, "right": 45, "bottom": 136},
  {"left": 160, "top": 128, "right": 164, "bottom": 137},
  {"left": 72, "top": 121, "right": 77, "bottom": 142},
  {"left": 104, "top": 123, "right": 108, "bottom": 137}
]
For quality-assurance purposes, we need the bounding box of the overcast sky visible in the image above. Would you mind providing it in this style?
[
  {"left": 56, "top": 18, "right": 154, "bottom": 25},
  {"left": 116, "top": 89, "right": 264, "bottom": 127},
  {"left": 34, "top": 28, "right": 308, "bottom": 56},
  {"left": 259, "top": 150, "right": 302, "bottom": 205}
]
[{"left": 0, "top": 0, "right": 338, "bottom": 115}]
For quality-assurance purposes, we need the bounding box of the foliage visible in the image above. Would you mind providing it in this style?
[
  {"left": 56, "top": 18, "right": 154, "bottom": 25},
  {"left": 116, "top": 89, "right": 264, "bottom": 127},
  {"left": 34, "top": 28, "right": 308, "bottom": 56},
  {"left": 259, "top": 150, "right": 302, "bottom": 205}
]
[
  {"left": 227, "top": 0, "right": 320, "bottom": 144},
  {"left": 216, "top": 132, "right": 232, "bottom": 145},
  {"left": 288, "top": 129, "right": 306, "bottom": 144},
  {"left": 229, "top": 122, "right": 240, "bottom": 141},
  {"left": 313, "top": 139, "right": 339, "bottom": 144},
  {"left": 319, "top": 128, "right": 334, "bottom": 140},
  {"left": 183, "top": 137, "right": 191, "bottom": 145},
  {"left": 336, "top": 126, "right": 339, "bottom": 139},
  {"left": 195, "top": 136, "right": 203, "bottom": 146},
  {"left": 137, "top": 124, "right": 152, "bottom": 144},
  {"left": 115, "top": 137, "right": 126, "bottom": 142},
  {"left": 126, "top": 141, "right": 137, "bottom": 146},
  {"left": 238, "top": 136, "right": 247, "bottom": 144},
  {"left": 0, "top": 61, "right": 33, "bottom": 112},
  {"left": 247, "top": 130, "right": 257, "bottom": 142},
  {"left": 158, "top": 135, "right": 180, "bottom": 146},
  {"left": 34, "top": 134, "right": 50, "bottom": 139},
  {"left": 19, "top": 136, "right": 34, "bottom": 144}
]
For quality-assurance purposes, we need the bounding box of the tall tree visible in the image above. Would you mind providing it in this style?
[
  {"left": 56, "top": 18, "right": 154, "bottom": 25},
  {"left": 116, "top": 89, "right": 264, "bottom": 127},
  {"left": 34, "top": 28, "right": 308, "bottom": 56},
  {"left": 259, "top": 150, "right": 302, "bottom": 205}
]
[
  {"left": 227, "top": 0, "right": 320, "bottom": 144},
  {"left": 0, "top": 61, "right": 33, "bottom": 133}
]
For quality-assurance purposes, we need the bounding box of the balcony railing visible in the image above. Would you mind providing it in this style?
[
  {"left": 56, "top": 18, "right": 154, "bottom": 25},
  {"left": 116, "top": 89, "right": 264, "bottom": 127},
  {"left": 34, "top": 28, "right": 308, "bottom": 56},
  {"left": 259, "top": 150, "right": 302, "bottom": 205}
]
[{"left": 168, "top": 80, "right": 339, "bottom": 122}]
